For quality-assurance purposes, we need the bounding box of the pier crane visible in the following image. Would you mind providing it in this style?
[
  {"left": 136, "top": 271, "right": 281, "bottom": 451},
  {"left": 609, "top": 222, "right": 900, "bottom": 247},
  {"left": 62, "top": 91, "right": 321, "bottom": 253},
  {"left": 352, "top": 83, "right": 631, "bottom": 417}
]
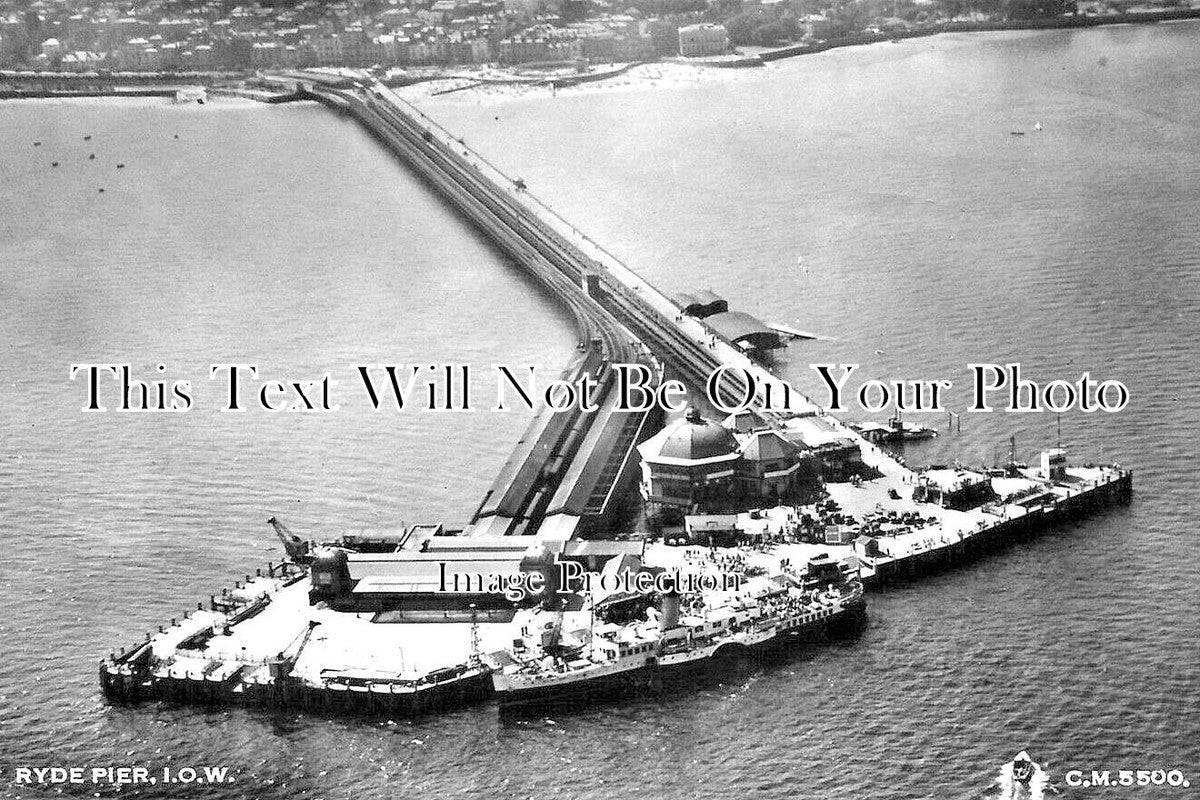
[
  {"left": 268, "top": 517, "right": 312, "bottom": 564},
  {"left": 268, "top": 620, "right": 320, "bottom": 681}
]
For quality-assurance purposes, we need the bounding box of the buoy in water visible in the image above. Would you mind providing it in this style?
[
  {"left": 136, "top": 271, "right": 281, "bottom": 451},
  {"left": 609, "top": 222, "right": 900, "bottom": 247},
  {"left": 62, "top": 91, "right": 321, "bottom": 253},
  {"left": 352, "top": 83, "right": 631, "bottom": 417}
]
[
  {"left": 84, "top": 135, "right": 92, "bottom": 141},
  {"left": 51, "top": 161, "right": 58, "bottom": 167},
  {"left": 89, "top": 153, "right": 95, "bottom": 160},
  {"left": 117, "top": 163, "right": 125, "bottom": 169}
]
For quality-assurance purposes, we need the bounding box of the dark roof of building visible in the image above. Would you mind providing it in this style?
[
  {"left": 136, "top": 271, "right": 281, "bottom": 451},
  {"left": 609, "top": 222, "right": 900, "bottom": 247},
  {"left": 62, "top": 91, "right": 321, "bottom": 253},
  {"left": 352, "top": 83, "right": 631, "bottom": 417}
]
[
  {"left": 656, "top": 412, "right": 740, "bottom": 461},
  {"left": 692, "top": 289, "right": 726, "bottom": 307},
  {"left": 723, "top": 409, "right": 768, "bottom": 434},
  {"left": 706, "top": 311, "right": 784, "bottom": 350},
  {"left": 346, "top": 552, "right": 523, "bottom": 584},
  {"left": 741, "top": 429, "right": 803, "bottom": 461},
  {"left": 673, "top": 289, "right": 728, "bottom": 318}
]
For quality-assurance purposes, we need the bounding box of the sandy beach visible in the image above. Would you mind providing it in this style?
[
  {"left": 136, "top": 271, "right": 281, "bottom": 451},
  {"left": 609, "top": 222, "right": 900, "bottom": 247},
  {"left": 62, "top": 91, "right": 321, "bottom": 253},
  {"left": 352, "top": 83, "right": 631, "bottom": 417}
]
[{"left": 396, "top": 60, "right": 770, "bottom": 105}]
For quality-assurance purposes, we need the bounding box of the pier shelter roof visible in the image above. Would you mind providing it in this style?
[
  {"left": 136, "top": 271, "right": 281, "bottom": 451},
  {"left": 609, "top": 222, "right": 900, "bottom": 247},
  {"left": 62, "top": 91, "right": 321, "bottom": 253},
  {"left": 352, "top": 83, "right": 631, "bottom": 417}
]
[
  {"left": 706, "top": 311, "right": 784, "bottom": 350},
  {"left": 673, "top": 289, "right": 728, "bottom": 318}
]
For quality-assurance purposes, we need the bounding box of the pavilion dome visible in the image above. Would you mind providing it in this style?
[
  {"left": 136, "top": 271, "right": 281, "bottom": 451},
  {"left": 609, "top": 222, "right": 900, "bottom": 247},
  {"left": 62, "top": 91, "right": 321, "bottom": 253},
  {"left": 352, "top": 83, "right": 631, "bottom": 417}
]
[{"left": 657, "top": 408, "right": 740, "bottom": 461}]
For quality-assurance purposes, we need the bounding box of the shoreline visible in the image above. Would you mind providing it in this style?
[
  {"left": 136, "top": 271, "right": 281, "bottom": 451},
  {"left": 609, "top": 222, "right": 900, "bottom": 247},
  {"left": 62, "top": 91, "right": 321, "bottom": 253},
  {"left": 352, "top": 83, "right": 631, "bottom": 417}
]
[
  {"left": 757, "top": 5, "right": 1200, "bottom": 63},
  {"left": 3, "top": 10, "right": 1198, "bottom": 104}
]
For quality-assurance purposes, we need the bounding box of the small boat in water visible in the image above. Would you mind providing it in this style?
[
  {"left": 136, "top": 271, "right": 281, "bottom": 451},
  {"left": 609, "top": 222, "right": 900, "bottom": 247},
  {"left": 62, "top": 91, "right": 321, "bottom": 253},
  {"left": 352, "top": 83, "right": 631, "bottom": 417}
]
[{"left": 851, "top": 412, "right": 937, "bottom": 444}]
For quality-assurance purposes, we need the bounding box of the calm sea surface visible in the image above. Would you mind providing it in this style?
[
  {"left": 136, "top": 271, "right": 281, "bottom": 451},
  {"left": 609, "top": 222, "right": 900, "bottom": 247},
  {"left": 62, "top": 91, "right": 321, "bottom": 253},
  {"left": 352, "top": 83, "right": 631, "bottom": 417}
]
[{"left": 2, "top": 23, "right": 1199, "bottom": 799}]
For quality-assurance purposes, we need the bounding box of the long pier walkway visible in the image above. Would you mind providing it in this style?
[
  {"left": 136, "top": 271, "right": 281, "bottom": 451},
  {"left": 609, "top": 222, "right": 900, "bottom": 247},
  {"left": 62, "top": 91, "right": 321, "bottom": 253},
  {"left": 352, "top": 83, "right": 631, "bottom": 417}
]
[
  {"left": 97, "top": 72, "right": 1133, "bottom": 715},
  {"left": 343, "top": 79, "right": 908, "bottom": 482},
  {"left": 317, "top": 76, "right": 670, "bottom": 541}
]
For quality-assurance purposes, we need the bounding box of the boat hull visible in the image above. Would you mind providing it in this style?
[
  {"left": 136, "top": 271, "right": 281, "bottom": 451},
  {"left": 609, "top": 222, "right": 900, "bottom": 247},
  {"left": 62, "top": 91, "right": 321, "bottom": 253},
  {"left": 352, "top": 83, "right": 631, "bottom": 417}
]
[{"left": 494, "top": 597, "right": 866, "bottom": 712}]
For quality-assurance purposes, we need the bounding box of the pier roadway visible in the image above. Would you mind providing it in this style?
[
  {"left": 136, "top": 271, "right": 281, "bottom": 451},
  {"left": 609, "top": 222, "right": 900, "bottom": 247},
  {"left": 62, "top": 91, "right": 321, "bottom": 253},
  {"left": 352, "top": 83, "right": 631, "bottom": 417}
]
[
  {"left": 358, "top": 82, "right": 757, "bottom": 405},
  {"left": 323, "top": 79, "right": 914, "bottom": 485},
  {"left": 303, "top": 78, "right": 662, "bottom": 539}
]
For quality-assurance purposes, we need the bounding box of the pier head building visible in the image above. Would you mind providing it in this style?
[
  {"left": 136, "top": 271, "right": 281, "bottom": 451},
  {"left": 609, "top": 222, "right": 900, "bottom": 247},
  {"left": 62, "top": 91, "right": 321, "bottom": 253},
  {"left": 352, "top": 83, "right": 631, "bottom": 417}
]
[{"left": 636, "top": 407, "right": 857, "bottom": 513}]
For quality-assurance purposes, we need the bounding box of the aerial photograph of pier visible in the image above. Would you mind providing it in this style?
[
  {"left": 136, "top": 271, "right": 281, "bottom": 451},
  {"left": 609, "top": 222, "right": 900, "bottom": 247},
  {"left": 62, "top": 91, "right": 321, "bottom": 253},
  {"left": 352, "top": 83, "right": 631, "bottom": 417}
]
[{"left": 2, "top": 0, "right": 1198, "bottom": 797}]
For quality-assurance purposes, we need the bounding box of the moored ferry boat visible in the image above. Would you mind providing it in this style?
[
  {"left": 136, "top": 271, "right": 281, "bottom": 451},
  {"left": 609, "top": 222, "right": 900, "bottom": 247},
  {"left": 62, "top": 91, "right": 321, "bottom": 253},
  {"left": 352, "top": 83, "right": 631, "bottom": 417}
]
[{"left": 486, "top": 558, "right": 866, "bottom": 708}]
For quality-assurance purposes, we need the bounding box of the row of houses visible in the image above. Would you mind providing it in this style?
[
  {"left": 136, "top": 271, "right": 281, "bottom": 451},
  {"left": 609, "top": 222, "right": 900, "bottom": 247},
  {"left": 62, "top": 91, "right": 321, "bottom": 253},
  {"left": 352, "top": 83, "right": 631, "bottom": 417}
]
[
  {"left": 36, "top": 36, "right": 491, "bottom": 70},
  {"left": 9, "top": 0, "right": 733, "bottom": 70},
  {"left": 33, "top": 17, "right": 701, "bottom": 70},
  {"left": 497, "top": 19, "right": 662, "bottom": 63}
]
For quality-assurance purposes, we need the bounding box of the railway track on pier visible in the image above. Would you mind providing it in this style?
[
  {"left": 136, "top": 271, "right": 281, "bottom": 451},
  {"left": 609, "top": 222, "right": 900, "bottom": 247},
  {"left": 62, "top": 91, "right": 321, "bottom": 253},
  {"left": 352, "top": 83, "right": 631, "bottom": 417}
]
[{"left": 310, "top": 79, "right": 660, "bottom": 537}]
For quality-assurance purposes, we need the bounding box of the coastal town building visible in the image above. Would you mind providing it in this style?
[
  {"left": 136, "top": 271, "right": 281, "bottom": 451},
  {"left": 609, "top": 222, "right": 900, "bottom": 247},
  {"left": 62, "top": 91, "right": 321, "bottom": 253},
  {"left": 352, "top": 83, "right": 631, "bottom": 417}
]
[
  {"left": 677, "top": 22, "right": 728, "bottom": 57},
  {"left": 0, "top": 0, "right": 1156, "bottom": 73},
  {"left": 498, "top": 24, "right": 582, "bottom": 63}
]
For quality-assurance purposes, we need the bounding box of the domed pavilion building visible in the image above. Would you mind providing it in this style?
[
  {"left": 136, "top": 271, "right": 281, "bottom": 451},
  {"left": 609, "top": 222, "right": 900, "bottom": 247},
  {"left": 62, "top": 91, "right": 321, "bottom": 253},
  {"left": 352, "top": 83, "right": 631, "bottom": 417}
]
[
  {"left": 636, "top": 407, "right": 743, "bottom": 511},
  {"left": 637, "top": 407, "right": 815, "bottom": 512}
]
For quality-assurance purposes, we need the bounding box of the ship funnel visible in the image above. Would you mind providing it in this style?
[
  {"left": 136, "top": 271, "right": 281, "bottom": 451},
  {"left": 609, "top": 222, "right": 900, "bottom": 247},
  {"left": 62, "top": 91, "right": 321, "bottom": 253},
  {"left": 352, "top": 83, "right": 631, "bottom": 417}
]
[{"left": 660, "top": 591, "right": 680, "bottom": 632}]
